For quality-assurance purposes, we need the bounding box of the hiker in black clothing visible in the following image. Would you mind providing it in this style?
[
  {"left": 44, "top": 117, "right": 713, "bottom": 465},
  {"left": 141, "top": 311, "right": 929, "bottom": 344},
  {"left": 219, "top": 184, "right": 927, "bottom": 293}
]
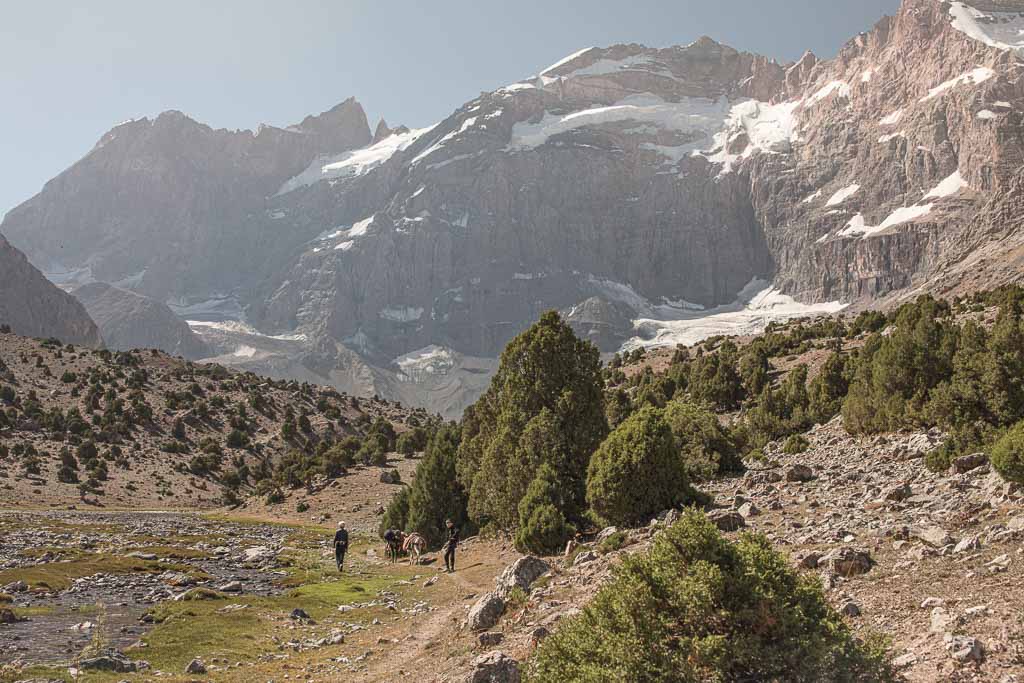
[
  {"left": 333, "top": 521, "right": 349, "bottom": 572},
  {"left": 443, "top": 519, "right": 459, "bottom": 573},
  {"left": 383, "top": 528, "right": 402, "bottom": 564}
]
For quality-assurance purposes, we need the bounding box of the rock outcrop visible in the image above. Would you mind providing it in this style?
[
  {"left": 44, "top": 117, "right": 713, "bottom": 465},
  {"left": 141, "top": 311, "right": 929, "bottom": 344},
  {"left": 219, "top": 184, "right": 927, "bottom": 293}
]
[
  {"left": 0, "top": 233, "right": 101, "bottom": 347},
  {"left": 73, "top": 282, "right": 210, "bottom": 359}
]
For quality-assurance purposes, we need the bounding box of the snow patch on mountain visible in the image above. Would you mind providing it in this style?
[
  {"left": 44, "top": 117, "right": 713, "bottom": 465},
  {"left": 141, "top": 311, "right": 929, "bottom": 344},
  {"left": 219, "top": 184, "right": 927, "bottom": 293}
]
[
  {"left": 826, "top": 184, "right": 860, "bottom": 206},
  {"left": 622, "top": 280, "right": 846, "bottom": 351},
  {"left": 278, "top": 127, "right": 436, "bottom": 194},
  {"left": 947, "top": 1, "right": 1024, "bottom": 53},
  {"left": 839, "top": 203, "right": 934, "bottom": 238},
  {"left": 921, "top": 67, "right": 995, "bottom": 102},
  {"left": 924, "top": 171, "right": 968, "bottom": 199}
]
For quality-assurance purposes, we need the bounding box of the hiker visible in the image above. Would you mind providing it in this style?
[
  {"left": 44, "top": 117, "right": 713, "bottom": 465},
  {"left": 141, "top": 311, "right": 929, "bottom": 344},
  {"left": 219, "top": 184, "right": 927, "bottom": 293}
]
[
  {"left": 383, "top": 528, "right": 402, "bottom": 564},
  {"left": 333, "top": 521, "right": 349, "bottom": 572},
  {"left": 443, "top": 519, "right": 459, "bottom": 573}
]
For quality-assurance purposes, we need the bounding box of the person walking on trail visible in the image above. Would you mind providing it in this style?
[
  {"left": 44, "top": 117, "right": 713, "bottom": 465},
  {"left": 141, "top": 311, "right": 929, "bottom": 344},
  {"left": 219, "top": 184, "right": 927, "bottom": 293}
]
[
  {"left": 333, "top": 521, "right": 349, "bottom": 572},
  {"left": 383, "top": 528, "right": 402, "bottom": 564},
  {"left": 443, "top": 519, "right": 459, "bottom": 573}
]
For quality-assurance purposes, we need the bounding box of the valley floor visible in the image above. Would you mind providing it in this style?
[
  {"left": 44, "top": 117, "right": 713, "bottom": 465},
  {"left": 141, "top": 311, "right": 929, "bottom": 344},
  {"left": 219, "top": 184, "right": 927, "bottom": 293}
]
[{"left": 2, "top": 421, "right": 1023, "bottom": 682}]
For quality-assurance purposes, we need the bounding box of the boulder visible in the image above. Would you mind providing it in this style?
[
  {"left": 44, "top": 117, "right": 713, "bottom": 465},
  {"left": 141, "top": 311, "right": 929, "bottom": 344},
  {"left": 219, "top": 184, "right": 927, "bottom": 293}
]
[
  {"left": 467, "top": 593, "right": 505, "bottom": 631},
  {"left": 914, "top": 526, "right": 955, "bottom": 548},
  {"left": 708, "top": 510, "right": 746, "bottom": 532},
  {"left": 595, "top": 526, "right": 620, "bottom": 542},
  {"left": 495, "top": 556, "right": 550, "bottom": 600},
  {"left": 465, "top": 651, "right": 521, "bottom": 683},
  {"left": 785, "top": 464, "right": 815, "bottom": 482},
  {"left": 821, "top": 547, "right": 872, "bottom": 577},
  {"left": 185, "top": 658, "right": 207, "bottom": 674},
  {"left": 379, "top": 470, "right": 401, "bottom": 484},
  {"left": 944, "top": 635, "right": 984, "bottom": 663},
  {"left": 78, "top": 650, "right": 139, "bottom": 673},
  {"left": 573, "top": 550, "right": 599, "bottom": 567},
  {"left": 950, "top": 452, "right": 988, "bottom": 474},
  {"left": 737, "top": 501, "right": 760, "bottom": 518}
]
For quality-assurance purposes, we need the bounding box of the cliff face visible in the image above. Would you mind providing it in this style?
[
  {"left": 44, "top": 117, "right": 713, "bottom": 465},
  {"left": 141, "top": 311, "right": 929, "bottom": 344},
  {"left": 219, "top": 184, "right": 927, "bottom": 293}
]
[
  {"left": 73, "top": 282, "right": 211, "bottom": 359},
  {"left": 4, "top": 0, "right": 1024, "bottom": 414},
  {"left": 744, "top": 0, "right": 1024, "bottom": 305},
  {"left": 0, "top": 233, "right": 101, "bottom": 347},
  {"left": 1, "top": 99, "right": 371, "bottom": 300}
]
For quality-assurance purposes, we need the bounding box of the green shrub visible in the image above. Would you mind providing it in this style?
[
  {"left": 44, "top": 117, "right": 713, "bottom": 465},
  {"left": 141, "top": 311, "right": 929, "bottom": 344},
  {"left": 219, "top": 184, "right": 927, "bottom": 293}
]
[
  {"left": 596, "top": 530, "right": 628, "bottom": 555},
  {"left": 527, "top": 511, "right": 896, "bottom": 683},
  {"left": 515, "top": 463, "right": 575, "bottom": 555},
  {"left": 663, "top": 400, "right": 743, "bottom": 478},
  {"left": 586, "top": 407, "right": 701, "bottom": 527},
  {"left": 782, "top": 434, "right": 809, "bottom": 454},
  {"left": 991, "top": 420, "right": 1024, "bottom": 485}
]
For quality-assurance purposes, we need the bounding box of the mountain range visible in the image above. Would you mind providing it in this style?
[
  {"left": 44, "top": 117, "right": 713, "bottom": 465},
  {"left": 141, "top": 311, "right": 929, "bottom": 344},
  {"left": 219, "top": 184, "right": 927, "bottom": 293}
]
[{"left": 3, "top": 0, "right": 1024, "bottom": 417}]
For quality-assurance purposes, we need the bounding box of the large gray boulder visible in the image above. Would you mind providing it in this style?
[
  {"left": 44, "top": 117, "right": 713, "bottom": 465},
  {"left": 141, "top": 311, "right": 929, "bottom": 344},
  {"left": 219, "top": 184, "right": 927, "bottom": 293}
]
[
  {"left": 495, "top": 556, "right": 550, "bottom": 600},
  {"left": 467, "top": 593, "right": 505, "bottom": 632}
]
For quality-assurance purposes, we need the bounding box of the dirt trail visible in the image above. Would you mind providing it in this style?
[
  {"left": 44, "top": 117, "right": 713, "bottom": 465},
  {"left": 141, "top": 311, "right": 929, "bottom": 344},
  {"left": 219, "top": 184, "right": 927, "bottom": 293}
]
[{"left": 358, "top": 544, "right": 510, "bottom": 682}]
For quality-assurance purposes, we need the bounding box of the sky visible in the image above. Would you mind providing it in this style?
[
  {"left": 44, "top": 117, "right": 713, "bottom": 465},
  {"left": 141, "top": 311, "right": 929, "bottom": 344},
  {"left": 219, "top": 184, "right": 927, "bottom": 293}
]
[{"left": 1, "top": 0, "right": 900, "bottom": 217}]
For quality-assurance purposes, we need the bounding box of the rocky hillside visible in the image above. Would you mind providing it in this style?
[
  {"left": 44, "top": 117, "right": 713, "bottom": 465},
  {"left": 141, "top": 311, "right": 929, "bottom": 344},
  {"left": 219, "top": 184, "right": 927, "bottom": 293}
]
[
  {"left": 0, "top": 330, "right": 430, "bottom": 510},
  {"left": 5, "top": 0, "right": 1024, "bottom": 415},
  {"left": 0, "top": 234, "right": 101, "bottom": 348},
  {"left": 73, "top": 282, "right": 210, "bottom": 359}
]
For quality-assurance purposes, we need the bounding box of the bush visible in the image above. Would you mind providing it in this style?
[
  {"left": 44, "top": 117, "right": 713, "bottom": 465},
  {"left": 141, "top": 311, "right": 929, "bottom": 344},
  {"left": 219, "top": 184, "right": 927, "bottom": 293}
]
[
  {"left": 527, "top": 511, "right": 896, "bottom": 682},
  {"left": 663, "top": 400, "right": 743, "bottom": 478},
  {"left": 596, "top": 530, "right": 628, "bottom": 555},
  {"left": 991, "top": 420, "right": 1024, "bottom": 485},
  {"left": 226, "top": 429, "right": 248, "bottom": 449},
  {"left": 586, "top": 407, "right": 701, "bottom": 527},
  {"left": 515, "top": 463, "right": 575, "bottom": 555},
  {"left": 782, "top": 434, "right": 810, "bottom": 454}
]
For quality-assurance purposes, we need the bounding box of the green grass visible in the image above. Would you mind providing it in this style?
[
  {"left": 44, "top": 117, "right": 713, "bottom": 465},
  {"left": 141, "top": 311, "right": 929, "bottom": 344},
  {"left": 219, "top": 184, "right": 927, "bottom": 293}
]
[{"left": 138, "top": 572, "right": 396, "bottom": 673}]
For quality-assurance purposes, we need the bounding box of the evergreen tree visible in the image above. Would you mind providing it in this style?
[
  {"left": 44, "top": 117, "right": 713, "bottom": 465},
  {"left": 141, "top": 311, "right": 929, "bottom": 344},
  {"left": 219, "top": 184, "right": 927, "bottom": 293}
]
[
  {"left": 406, "top": 425, "right": 472, "bottom": 546},
  {"left": 663, "top": 399, "right": 743, "bottom": 479},
  {"left": 586, "top": 407, "right": 700, "bottom": 526},
  {"left": 458, "top": 311, "right": 607, "bottom": 530},
  {"left": 516, "top": 463, "right": 575, "bottom": 555}
]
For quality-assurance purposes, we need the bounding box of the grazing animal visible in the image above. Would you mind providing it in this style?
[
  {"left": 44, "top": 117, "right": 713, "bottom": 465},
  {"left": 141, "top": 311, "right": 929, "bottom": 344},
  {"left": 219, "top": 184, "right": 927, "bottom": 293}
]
[{"left": 402, "top": 532, "right": 426, "bottom": 565}]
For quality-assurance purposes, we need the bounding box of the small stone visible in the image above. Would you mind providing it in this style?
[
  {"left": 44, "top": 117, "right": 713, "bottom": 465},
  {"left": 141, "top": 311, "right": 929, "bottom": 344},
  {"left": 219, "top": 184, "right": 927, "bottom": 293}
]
[
  {"left": 944, "top": 635, "right": 984, "bottom": 663},
  {"left": 821, "top": 547, "right": 872, "bottom": 577},
  {"left": 465, "top": 651, "right": 520, "bottom": 683},
  {"left": 839, "top": 601, "right": 861, "bottom": 617},
  {"left": 737, "top": 501, "right": 760, "bottom": 518},
  {"left": 920, "top": 597, "right": 944, "bottom": 609},
  {"left": 185, "top": 658, "right": 207, "bottom": 675},
  {"left": 478, "top": 632, "right": 504, "bottom": 647}
]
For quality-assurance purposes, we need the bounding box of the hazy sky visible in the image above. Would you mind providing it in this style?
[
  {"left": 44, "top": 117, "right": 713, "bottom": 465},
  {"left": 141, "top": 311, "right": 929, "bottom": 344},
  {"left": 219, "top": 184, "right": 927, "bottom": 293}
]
[{"left": 1, "top": 0, "right": 899, "bottom": 217}]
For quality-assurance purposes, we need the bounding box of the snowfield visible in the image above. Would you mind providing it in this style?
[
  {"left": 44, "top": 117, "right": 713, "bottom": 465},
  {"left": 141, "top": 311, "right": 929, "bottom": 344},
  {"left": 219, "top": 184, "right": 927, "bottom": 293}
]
[
  {"left": 948, "top": 1, "right": 1024, "bottom": 53},
  {"left": 620, "top": 280, "right": 846, "bottom": 351},
  {"left": 278, "top": 127, "right": 436, "bottom": 194}
]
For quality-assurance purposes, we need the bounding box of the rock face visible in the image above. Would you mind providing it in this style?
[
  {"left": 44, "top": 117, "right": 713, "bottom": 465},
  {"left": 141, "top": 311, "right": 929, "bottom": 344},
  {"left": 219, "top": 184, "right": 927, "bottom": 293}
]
[
  {"left": 73, "top": 282, "right": 210, "bottom": 359},
  {"left": 0, "top": 233, "right": 101, "bottom": 347},
  {"left": 5, "top": 0, "right": 1024, "bottom": 414},
  {"left": 2, "top": 99, "right": 371, "bottom": 301}
]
